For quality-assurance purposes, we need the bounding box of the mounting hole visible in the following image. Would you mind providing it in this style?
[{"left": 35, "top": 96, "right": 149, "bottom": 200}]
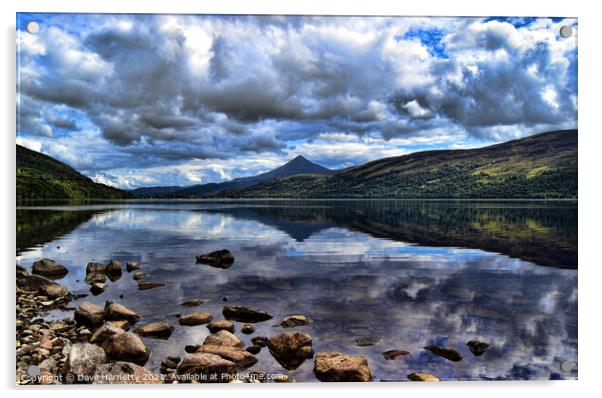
[
  {"left": 559, "top": 25, "right": 573, "bottom": 38},
  {"left": 25, "top": 21, "right": 40, "bottom": 34}
]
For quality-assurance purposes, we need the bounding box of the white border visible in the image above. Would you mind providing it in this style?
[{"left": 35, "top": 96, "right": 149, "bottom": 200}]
[{"left": 2, "top": 1, "right": 600, "bottom": 397}]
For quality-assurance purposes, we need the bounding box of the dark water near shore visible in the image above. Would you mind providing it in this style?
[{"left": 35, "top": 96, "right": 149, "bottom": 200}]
[{"left": 16, "top": 200, "right": 578, "bottom": 381}]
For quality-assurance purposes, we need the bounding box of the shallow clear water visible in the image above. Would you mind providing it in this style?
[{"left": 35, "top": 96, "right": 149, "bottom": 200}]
[{"left": 16, "top": 200, "right": 578, "bottom": 381}]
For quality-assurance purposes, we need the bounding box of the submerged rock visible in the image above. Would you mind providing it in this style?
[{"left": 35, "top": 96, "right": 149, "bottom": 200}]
[
  {"left": 268, "top": 332, "right": 314, "bottom": 370},
  {"left": 179, "top": 311, "right": 213, "bottom": 326},
  {"left": 74, "top": 302, "right": 105, "bottom": 328},
  {"left": 181, "top": 299, "right": 204, "bottom": 307},
  {"left": 101, "top": 332, "right": 150, "bottom": 365},
  {"left": 207, "top": 319, "right": 235, "bottom": 334},
  {"left": 280, "top": 315, "right": 311, "bottom": 328},
  {"left": 354, "top": 337, "right": 380, "bottom": 347},
  {"left": 137, "top": 282, "right": 165, "bottom": 291},
  {"left": 134, "top": 321, "right": 174, "bottom": 339},
  {"left": 381, "top": 349, "right": 410, "bottom": 360},
  {"left": 195, "top": 249, "right": 235, "bottom": 268},
  {"left": 93, "top": 361, "right": 161, "bottom": 384},
  {"left": 203, "top": 330, "right": 243, "bottom": 348},
  {"left": 132, "top": 272, "right": 145, "bottom": 281},
  {"left": 104, "top": 301, "right": 141, "bottom": 323},
  {"left": 223, "top": 305, "right": 273, "bottom": 323},
  {"left": 241, "top": 324, "right": 256, "bottom": 334},
  {"left": 424, "top": 345, "right": 463, "bottom": 362},
  {"left": 32, "top": 258, "right": 68, "bottom": 277},
  {"left": 407, "top": 372, "right": 440, "bottom": 381},
  {"left": 63, "top": 343, "right": 107, "bottom": 384},
  {"left": 313, "top": 352, "right": 372, "bottom": 382},
  {"left": 126, "top": 262, "right": 141, "bottom": 272},
  {"left": 177, "top": 353, "right": 237, "bottom": 383},
  {"left": 467, "top": 340, "right": 490, "bottom": 356}
]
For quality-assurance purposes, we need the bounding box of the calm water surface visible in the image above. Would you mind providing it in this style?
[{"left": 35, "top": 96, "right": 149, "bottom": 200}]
[{"left": 16, "top": 200, "right": 578, "bottom": 381}]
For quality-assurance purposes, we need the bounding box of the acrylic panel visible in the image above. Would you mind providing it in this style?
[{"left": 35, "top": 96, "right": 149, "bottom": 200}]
[{"left": 16, "top": 14, "right": 577, "bottom": 385}]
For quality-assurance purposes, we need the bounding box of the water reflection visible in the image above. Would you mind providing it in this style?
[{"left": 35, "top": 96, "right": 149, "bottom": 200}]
[{"left": 16, "top": 200, "right": 577, "bottom": 381}]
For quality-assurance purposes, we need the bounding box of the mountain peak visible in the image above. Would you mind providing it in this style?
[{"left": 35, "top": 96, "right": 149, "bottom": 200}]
[{"left": 290, "top": 155, "right": 310, "bottom": 162}]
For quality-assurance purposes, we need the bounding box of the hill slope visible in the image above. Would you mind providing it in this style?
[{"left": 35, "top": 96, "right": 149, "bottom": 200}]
[
  {"left": 217, "top": 130, "right": 577, "bottom": 199},
  {"left": 132, "top": 155, "right": 334, "bottom": 198},
  {"left": 17, "top": 145, "right": 133, "bottom": 200}
]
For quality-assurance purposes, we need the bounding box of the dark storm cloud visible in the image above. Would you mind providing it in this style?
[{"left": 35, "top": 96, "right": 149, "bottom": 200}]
[{"left": 16, "top": 15, "right": 577, "bottom": 186}]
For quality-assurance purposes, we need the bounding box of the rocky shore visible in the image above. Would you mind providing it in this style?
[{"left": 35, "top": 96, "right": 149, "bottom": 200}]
[{"left": 16, "top": 251, "right": 490, "bottom": 384}]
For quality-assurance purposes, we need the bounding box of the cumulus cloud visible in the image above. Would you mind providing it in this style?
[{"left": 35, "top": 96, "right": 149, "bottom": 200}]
[{"left": 16, "top": 14, "right": 577, "bottom": 187}]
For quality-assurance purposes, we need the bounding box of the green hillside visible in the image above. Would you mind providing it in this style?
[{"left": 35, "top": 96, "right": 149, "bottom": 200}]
[
  {"left": 16, "top": 145, "right": 133, "bottom": 200},
  {"left": 216, "top": 130, "right": 577, "bottom": 199}
]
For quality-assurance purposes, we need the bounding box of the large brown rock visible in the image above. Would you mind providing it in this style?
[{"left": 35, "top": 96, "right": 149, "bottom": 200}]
[
  {"left": 134, "top": 321, "right": 174, "bottom": 339},
  {"left": 222, "top": 305, "right": 273, "bottom": 323},
  {"left": 32, "top": 258, "right": 68, "bottom": 277},
  {"left": 314, "top": 352, "right": 372, "bottom": 382},
  {"left": 267, "top": 332, "right": 314, "bottom": 370},
  {"left": 177, "top": 353, "right": 237, "bottom": 383},
  {"left": 197, "top": 345, "right": 258, "bottom": 369},
  {"left": 202, "top": 330, "right": 243, "bottom": 348},
  {"left": 74, "top": 302, "right": 105, "bottom": 327},
  {"left": 90, "top": 322, "right": 124, "bottom": 344},
  {"left": 101, "top": 332, "right": 150, "bottom": 365},
  {"left": 195, "top": 249, "right": 235, "bottom": 268},
  {"left": 63, "top": 343, "right": 107, "bottom": 384},
  {"left": 104, "top": 301, "right": 141, "bottom": 323},
  {"left": 179, "top": 311, "right": 213, "bottom": 326},
  {"left": 93, "top": 362, "right": 161, "bottom": 384},
  {"left": 207, "top": 319, "right": 235, "bottom": 334},
  {"left": 18, "top": 274, "right": 69, "bottom": 298}
]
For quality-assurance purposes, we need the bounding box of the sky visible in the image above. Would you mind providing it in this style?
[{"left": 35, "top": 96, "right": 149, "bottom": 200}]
[{"left": 16, "top": 14, "right": 578, "bottom": 189}]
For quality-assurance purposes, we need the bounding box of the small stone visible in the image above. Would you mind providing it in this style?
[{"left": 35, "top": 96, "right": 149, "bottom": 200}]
[
  {"left": 280, "top": 315, "right": 310, "bottom": 328},
  {"left": 268, "top": 332, "right": 314, "bottom": 370},
  {"left": 90, "top": 283, "right": 107, "bottom": 295},
  {"left": 381, "top": 349, "right": 410, "bottom": 360},
  {"left": 132, "top": 272, "right": 145, "bottom": 281},
  {"left": 74, "top": 302, "right": 105, "bottom": 328},
  {"left": 195, "top": 249, "right": 235, "bottom": 268},
  {"left": 207, "top": 319, "right": 235, "bottom": 334},
  {"left": 64, "top": 343, "right": 107, "bottom": 384},
  {"left": 92, "top": 361, "right": 161, "bottom": 384},
  {"left": 104, "top": 301, "right": 141, "bottom": 323},
  {"left": 313, "top": 352, "right": 372, "bottom": 382},
  {"left": 197, "top": 345, "right": 258, "bottom": 369},
  {"left": 101, "top": 332, "right": 150, "bottom": 365},
  {"left": 241, "top": 324, "right": 256, "bottom": 334},
  {"left": 177, "top": 353, "right": 237, "bottom": 383},
  {"left": 202, "top": 330, "right": 243, "bottom": 348},
  {"left": 408, "top": 372, "right": 440, "bottom": 381},
  {"left": 85, "top": 272, "right": 107, "bottom": 284},
  {"left": 32, "top": 258, "right": 68, "bottom": 277},
  {"left": 251, "top": 336, "right": 269, "bottom": 347},
  {"left": 181, "top": 299, "right": 204, "bottom": 307},
  {"left": 467, "top": 340, "right": 490, "bottom": 356},
  {"left": 126, "top": 262, "right": 141, "bottom": 272},
  {"left": 90, "top": 322, "right": 124, "bottom": 344},
  {"left": 222, "top": 305, "right": 273, "bottom": 323},
  {"left": 137, "top": 282, "right": 165, "bottom": 290},
  {"left": 273, "top": 374, "right": 290, "bottom": 383},
  {"left": 134, "top": 321, "right": 174, "bottom": 339},
  {"left": 185, "top": 344, "right": 201, "bottom": 353},
  {"left": 424, "top": 345, "right": 463, "bottom": 362},
  {"left": 246, "top": 345, "right": 261, "bottom": 355},
  {"left": 354, "top": 337, "right": 380, "bottom": 347},
  {"left": 179, "top": 311, "right": 213, "bottom": 326}
]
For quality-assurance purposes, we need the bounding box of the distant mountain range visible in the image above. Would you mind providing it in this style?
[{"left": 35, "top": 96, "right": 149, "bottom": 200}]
[
  {"left": 130, "top": 154, "right": 335, "bottom": 197},
  {"left": 133, "top": 129, "right": 576, "bottom": 199},
  {"left": 17, "top": 129, "right": 578, "bottom": 200},
  {"left": 16, "top": 144, "right": 132, "bottom": 201}
]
